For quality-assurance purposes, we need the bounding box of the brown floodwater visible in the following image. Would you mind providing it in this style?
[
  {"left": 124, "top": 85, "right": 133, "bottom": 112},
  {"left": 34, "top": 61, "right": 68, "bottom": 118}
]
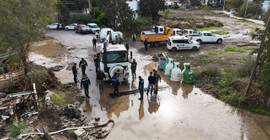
[{"left": 46, "top": 31, "right": 270, "bottom": 140}]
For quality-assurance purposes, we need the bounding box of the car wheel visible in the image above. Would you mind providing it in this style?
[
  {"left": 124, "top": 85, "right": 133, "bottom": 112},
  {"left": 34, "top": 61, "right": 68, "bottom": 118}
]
[
  {"left": 217, "top": 39, "right": 223, "bottom": 44},
  {"left": 197, "top": 39, "right": 202, "bottom": 44},
  {"left": 192, "top": 46, "right": 197, "bottom": 51},
  {"left": 153, "top": 42, "right": 159, "bottom": 47},
  {"left": 172, "top": 47, "right": 177, "bottom": 52}
]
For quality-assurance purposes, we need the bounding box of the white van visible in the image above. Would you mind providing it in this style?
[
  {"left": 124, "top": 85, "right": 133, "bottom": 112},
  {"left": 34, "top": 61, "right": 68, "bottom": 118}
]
[{"left": 167, "top": 36, "right": 200, "bottom": 51}]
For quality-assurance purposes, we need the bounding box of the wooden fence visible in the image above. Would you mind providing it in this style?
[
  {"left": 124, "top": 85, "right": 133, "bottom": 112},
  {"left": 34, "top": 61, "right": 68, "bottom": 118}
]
[{"left": 0, "top": 68, "right": 25, "bottom": 89}]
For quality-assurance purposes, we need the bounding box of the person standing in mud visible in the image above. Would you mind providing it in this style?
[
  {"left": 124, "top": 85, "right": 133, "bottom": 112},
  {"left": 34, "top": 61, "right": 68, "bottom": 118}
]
[
  {"left": 147, "top": 72, "right": 155, "bottom": 95},
  {"left": 132, "top": 34, "right": 136, "bottom": 42},
  {"left": 130, "top": 59, "right": 137, "bottom": 79},
  {"left": 79, "top": 58, "right": 88, "bottom": 75},
  {"left": 92, "top": 37, "right": 97, "bottom": 49},
  {"left": 111, "top": 73, "right": 120, "bottom": 96},
  {"left": 97, "top": 70, "right": 105, "bottom": 91},
  {"left": 144, "top": 39, "right": 148, "bottom": 51},
  {"left": 125, "top": 43, "right": 129, "bottom": 52},
  {"left": 93, "top": 55, "right": 98, "bottom": 72},
  {"left": 72, "top": 63, "right": 78, "bottom": 84},
  {"left": 81, "top": 74, "right": 91, "bottom": 98},
  {"left": 138, "top": 76, "right": 144, "bottom": 100},
  {"left": 153, "top": 69, "right": 161, "bottom": 94}
]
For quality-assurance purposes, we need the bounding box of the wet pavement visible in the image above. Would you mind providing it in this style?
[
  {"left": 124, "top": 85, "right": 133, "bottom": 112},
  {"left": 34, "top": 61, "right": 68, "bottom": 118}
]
[{"left": 44, "top": 30, "right": 270, "bottom": 140}]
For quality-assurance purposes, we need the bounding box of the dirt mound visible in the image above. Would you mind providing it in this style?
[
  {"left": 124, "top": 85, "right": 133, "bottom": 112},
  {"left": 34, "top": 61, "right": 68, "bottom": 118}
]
[
  {"left": 159, "top": 18, "right": 223, "bottom": 29},
  {"left": 30, "top": 39, "right": 67, "bottom": 57}
]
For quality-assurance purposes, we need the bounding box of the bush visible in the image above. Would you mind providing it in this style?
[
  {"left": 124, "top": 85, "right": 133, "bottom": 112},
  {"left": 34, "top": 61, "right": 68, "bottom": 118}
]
[
  {"left": 24, "top": 67, "right": 49, "bottom": 92},
  {"left": 94, "top": 13, "right": 109, "bottom": 27},
  {"left": 199, "top": 64, "right": 220, "bottom": 77},
  {"left": 237, "top": 58, "right": 254, "bottom": 78},
  {"left": 220, "top": 91, "right": 246, "bottom": 107},
  {"left": 9, "top": 119, "right": 28, "bottom": 138},
  {"left": 69, "top": 14, "right": 93, "bottom": 24}
]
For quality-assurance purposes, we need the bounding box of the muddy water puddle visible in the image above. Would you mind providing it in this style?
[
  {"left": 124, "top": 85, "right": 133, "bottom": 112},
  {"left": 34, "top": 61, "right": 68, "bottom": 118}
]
[
  {"left": 43, "top": 31, "right": 270, "bottom": 140},
  {"left": 81, "top": 61, "right": 270, "bottom": 140}
]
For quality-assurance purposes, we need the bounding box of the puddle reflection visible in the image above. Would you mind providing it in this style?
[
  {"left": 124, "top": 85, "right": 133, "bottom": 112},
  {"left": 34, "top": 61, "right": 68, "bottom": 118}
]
[
  {"left": 181, "top": 82, "right": 194, "bottom": 99},
  {"left": 139, "top": 100, "right": 144, "bottom": 120},
  {"left": 148, "top": 95, "right": 160, "bottom": 114}
]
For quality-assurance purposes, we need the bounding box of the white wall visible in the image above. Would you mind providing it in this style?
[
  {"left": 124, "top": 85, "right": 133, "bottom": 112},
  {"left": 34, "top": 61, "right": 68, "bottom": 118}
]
[{"left": 126, "top": 1, "right": 139, "bottom": 19}]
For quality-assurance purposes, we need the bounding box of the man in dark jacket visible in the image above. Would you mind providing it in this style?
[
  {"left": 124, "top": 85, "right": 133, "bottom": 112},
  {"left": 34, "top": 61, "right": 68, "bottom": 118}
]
[
  {"left": 144, "top": 39, "right": 148, "bottom": 51},
  {"left": 72, "top": 63, "right": 78, "bottom": 84},
  {"left": 93, "top": 55, "right": 98, "bottom": 72},
  {"left": 97, "top": 70, "right": 105, "bottom": 91},
  {"left": 92, "top": 37, "right": 97, "bottom": 49},
  {"left": 138, "top": 76, "right": 144, "bottom": 100},
  {"left": 147, "top": 72, "right": 155, "bottom": 95},
  {"left": 130, "top": 59, "right": 137, "bottom": 79},
  {"left": 111, "top": 73, "right": 119, "bottom": 96},
  {"left": 153, "top": 69, "right": 161, "bottom": 94},
  {"left": 125, "top": 43, "right": 129, "bottom": 51},
  {"left": 79, "top": 58, "right": 88, "bottom": 75},
  {"left": 81, "top": 74, "right": 91, "bottom": 98}
]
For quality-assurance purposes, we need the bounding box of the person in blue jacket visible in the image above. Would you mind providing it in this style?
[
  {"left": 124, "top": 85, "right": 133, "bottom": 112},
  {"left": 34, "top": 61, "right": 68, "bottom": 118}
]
[
  {"left": 138, "top": 76, "right": 144, "bottom": 100},
  {"left": 111, "top": 73, "right": 119, "bottom": 96},
  {"left": 81, "top": 74, "right": 91, "bottom": 98}
]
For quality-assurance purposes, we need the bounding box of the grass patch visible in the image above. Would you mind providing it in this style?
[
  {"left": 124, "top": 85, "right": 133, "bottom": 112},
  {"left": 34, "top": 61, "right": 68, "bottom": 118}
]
[
  {"left": 197, "top": 26, "right": 218, "bottom": 31},
  {"left": 51, "top": 91, "right": 69, "bottom": 107},
  {"left": 214, "top": 30, "right": 228, "bottom": 35},
  {"left": 200, "top": 50, "right": 225, "bottom": 56},
  {"left": 220, "top": 91, "right": 246, "bottom": 107},
  {"left": 224, "top": 47, "right": 245, "bottom": 53},
  {"left": 9, "top": 119, "right": 28, "bottom": 138},
  {"left": 244, "top": 46, "right": 256, "bottom": 51}
]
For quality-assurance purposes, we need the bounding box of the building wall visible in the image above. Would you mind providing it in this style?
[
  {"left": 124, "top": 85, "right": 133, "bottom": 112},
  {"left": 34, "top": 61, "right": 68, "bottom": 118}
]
[{"left": 126, "top": 1, "right": 139, "bottom": 19}]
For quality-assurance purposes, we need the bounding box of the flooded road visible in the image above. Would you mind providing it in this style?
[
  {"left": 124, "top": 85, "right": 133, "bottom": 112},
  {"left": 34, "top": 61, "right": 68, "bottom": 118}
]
[{"left": 44, "top": 31, "right": 270, "bottom": 140}]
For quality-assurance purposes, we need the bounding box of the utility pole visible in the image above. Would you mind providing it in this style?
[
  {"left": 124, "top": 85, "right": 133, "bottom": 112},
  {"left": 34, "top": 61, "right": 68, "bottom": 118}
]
[
  {"left": 244, "top": 0, "right": 249, "bottom": 19},
  {"left": 245, "top": 15, "right": 270, "bottom": 96}
]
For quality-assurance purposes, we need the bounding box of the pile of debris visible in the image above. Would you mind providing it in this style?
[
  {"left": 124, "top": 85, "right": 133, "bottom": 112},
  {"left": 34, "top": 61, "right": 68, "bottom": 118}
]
[
  {"left": 159, "top": 18, "right": 223, "bottom": 29},
  {"left": 0, "top": 84, "right": 39, "bottom": 130}
]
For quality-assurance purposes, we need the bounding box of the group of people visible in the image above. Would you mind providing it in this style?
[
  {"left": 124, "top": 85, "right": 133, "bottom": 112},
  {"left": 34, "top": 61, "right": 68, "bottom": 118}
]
[
  {"left": 138, "top": 69, "right": 161, "bottom": 100},
  {"left": 72, "top": 58, "right": 91, "bottom": 98}
]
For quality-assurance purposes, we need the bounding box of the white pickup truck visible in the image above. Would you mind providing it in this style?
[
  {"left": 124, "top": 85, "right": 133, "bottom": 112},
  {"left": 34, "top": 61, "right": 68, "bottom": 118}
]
[{"left": 189, "top": 31, "right": 224, "bottom": 44}]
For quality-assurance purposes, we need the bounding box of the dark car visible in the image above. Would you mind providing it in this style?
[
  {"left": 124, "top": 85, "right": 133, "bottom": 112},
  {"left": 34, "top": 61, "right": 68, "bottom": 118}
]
[{"left": 76, "top": 25, "right": 91, "bottom": 34}]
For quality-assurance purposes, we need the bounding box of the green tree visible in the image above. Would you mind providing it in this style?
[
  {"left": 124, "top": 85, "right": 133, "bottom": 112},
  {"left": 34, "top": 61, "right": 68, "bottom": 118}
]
[
  {"left": 57, "top": 0, "right": 89, "bottom": 23},
  {"left": 190, "top": 0, "right": 201, "bottom": 6},
  {"left": 139, "top": 0, "right": 165, "bottom": 21},
  {"left": 226, "top": 0, "right": 244, "bottom": 9},
  {"left": 238, "top": 2, "right": 263, "bottom": 18},
  {"left": 105, "top": 0, "right": 135, "bottom": 32},
  {"left": 0, "top": 0, "right": 56, "bottom": 73}
]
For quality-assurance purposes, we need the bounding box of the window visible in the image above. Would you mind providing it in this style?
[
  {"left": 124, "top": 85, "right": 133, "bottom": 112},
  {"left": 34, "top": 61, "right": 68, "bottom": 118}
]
[
  {"left": 160, "top": 28, "right": 164, "bottom": 32},
  {"left": 183, "top": 31, "right": 188, "bottom": 34},
  {"left": 106, "top": 52, "right": 128, "bottom": 63},
  {"left": 173, "top": 40, "right": 185, "bottom": 43},
  {"left": 203, "top": 33, "right": 208, "bottom": 36}
]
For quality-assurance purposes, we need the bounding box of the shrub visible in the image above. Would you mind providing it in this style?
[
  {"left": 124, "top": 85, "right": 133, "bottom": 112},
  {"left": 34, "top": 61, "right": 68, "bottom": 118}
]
[
  {"left": 220, "top": 91, "right": 246, "bottom": 107},
  {"left": 69, "top": 14, "right": 93, "bottom": 24},
  {"left": 200, "top": 64, "right": 220, "bottom": 77},
  {"left": 237, "top": 58, "right": 254, "bottom": 77},
  {"left": 24, "top": 67, "right": 49, "bottom": 92},
  {"left": 94, "top": 13, "right": 109, "bottom": 27},
  {"left": 9, "top": 119, "right": 28, "bottom": 138}
]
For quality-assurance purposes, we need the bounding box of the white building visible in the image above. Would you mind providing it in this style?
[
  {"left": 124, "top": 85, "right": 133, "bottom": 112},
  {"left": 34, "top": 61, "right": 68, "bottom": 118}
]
[
  {"left": 262, "top": 0, "right": 270, "bottom": 12},
  {"left": 126, "top": 0, "right": 139, "bottom": 19}
]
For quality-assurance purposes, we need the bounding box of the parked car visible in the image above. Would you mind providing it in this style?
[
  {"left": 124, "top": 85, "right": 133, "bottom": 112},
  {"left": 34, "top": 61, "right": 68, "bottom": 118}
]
[
  {"left": 47, "top": 23, "right": 63, "bottom": 30},
  {"left": 99, "top": 28, "right": 123, "bottom": 44},
  {"left": 189, "top": 31, "right": 224, "bottom": 44},
  {"left": 76, "top": 25, "right": 91, "bottom": 34},
  {"left": 182, "top": 29, "right": 198, "bottom": 36},
  {"left": 167, "top": 36, "right": 200, "bottom": 51},
  {"left": 87, "top": 23, "right": 100, "bottom": 33},
  {"left": 65, "top": 23, "right": 78, "bottom": 30}
]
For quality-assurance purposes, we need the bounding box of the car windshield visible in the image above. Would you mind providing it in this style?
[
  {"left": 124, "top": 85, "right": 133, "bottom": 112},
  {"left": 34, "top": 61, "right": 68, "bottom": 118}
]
[
  {"left": 89, "top": 25, "right": 98, "bottom": 28},
  {"left": 80, "top": 25, "right": 86, "bottom": 27},
  {"left": 106, "top": 52, "right": 128, "bottom": 63}
]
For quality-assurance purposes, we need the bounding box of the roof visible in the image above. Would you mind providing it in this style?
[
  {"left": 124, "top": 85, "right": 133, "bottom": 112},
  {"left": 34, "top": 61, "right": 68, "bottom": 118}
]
[
  {"left": 169, "top": 36, "right": 189, "bottom": 40},
  {"left": 106, "top": 44, "right": 127, "bottom": 52}
]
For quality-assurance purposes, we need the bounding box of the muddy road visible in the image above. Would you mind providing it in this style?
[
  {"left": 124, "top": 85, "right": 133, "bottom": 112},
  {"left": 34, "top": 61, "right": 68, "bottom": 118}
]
[{"left": 41, "top": 30, "right": 270, "bottom": 140}]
